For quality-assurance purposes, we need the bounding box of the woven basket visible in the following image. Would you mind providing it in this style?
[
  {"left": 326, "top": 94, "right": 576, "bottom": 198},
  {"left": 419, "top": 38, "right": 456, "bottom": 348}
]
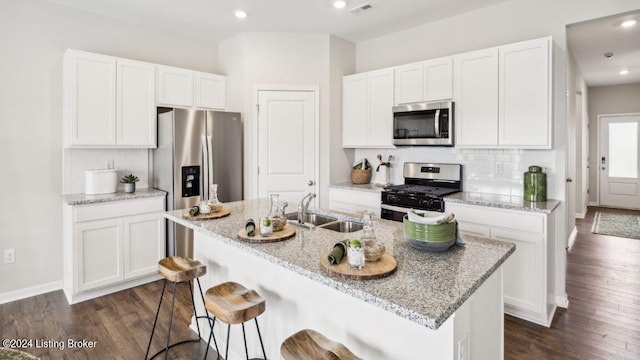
[{"left": 351, "top": 169, "right": 372, "bottom": 184}]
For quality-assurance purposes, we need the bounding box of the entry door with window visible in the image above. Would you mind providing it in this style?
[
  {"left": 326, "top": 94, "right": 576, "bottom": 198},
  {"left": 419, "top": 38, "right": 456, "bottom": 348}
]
[
  {"left": 257, "top": 90, "right": 317, "bottom": 206},
  {"left": 598, "top": 114, "right": 640, "bottom": 209}
]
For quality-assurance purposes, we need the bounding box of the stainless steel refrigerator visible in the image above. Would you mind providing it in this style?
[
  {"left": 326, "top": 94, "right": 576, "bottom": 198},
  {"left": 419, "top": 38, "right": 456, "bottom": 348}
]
[{"left": 153, "top": 107, "right": 243, "bottom": 257}]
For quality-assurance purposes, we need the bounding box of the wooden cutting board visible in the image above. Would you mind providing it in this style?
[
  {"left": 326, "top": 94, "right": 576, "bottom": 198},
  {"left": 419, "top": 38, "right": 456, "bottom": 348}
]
[
  {"left": 320, "top": 252, "right": 397, "bottom": 280},
  {"left": 237, "top": 225, "right": 296, "bottom": 243},
  {"left": 182, "top": 208, "right": 230, "bottom": 220}
]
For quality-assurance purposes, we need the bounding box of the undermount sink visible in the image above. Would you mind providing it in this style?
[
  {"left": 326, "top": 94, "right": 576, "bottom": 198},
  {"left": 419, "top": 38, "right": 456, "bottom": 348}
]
[{"left": 284, "top": 212, "right": 363, "bottom": 233}]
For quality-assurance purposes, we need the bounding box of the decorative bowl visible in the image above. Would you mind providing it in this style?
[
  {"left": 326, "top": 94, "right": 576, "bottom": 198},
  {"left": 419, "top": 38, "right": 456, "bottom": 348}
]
[{"left": 403, "top": 215, "right": 457, "bottom": 252}]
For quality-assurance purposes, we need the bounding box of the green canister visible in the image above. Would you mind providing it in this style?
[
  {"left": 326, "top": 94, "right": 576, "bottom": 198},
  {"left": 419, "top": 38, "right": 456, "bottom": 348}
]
[{"left": 524, "top": 166, "right": 547, "bottom": 202}]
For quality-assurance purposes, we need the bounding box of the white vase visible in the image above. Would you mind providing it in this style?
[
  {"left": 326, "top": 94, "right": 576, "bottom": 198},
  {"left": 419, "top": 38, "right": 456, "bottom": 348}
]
[{"left": 123, "top": 183, "right": 135, "bottom": 193}]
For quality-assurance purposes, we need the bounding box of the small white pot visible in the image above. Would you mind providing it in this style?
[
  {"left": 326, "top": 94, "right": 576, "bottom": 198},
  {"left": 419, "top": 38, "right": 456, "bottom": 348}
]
[{"left": 123, "top": 183, "right": 136, "bottom": 193}]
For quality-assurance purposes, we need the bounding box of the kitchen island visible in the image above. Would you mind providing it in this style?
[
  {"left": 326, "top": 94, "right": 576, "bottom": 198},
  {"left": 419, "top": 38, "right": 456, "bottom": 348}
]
[{"left": 164, "top": 199, "right": 515, "bottom": 359}]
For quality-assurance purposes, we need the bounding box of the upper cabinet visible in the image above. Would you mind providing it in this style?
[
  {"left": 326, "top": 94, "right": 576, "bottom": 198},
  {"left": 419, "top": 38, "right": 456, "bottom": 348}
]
[
  {"left": 343, "top": 68, "right": 394, "bottom": 148},
  {"left": 454, "top": 37, "right": 552, "bottom": 149},
  {"left": 157, "top": 66, "right": 226, "bottom": 110},
  {"left": 64, "top": 50, "right": 156, "bottom": 148},
  {"left": 454, "top": 48, "right": 499, "bottom": 147},
  {"left": 394, "top": 56, "right": 453, "bottom": 105},
  {"left": 498, "top": 38, "right": 552, "bottom": 148}
]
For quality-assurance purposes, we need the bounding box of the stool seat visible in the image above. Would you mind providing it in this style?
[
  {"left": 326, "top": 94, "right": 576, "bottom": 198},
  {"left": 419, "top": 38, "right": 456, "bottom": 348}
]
[
  {"left": 158, "top": 256, "right": 206, "bottom": 283},
  {"left": 205, "top": 281, "right": 266, "bottom": 325},
  {"left": 280, "top": 329, "right": 362, "bottom": 360}
]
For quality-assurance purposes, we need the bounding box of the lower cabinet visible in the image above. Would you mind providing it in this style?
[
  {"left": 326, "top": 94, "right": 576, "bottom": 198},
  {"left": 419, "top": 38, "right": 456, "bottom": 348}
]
[
  {"left": 445, "top": 201, "right": 556, "bottom": 327},
  {"left": 64, "top": 196, "right": 165, "bottom": 304},
  {"left": 328, "top": 187, "right": 381, "bottom": 217}
]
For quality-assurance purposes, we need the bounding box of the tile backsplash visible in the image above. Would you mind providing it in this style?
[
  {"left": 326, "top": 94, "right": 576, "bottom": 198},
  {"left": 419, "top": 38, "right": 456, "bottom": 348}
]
[
  {"left": 354, "top": 147, "right": 557, "bottom": 198},
  {"left": 63, "top": 149, "right": 150, "bottom": 194}
]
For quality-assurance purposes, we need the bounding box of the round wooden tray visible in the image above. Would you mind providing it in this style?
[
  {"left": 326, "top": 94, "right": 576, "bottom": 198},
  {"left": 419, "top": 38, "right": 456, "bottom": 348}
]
[
  {"left": 183, "top": 208, "right": 230, "bottom": 220},
  {"left": 237, "top": 224, "right": 296, "bottom": 243},
  {"left": 320, "top": 252, "right": 397, "bottom": 280}
]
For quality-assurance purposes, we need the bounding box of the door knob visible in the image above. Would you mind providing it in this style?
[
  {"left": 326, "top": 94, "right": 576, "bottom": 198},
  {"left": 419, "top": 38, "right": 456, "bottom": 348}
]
[
  {"left": 308, "top": 180, "right": 315, "bottom": 186},
  {"left": 566, "top": 178, "right": 573, "bottom": 183}
]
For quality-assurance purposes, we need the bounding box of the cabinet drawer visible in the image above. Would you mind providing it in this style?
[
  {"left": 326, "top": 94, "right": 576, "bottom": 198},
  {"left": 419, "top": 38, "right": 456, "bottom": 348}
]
[
  {"left": 329, "top": 188, "right": 381, "bottom": 216},
  {"left": 457, "top": 221, "right": 491, "bottom": 238},
  {"left": 446, "top": 203, "right": 544, "bottom": 234},
  {"left": 74, "top": 197, "right": 165, "bottom": 222}
]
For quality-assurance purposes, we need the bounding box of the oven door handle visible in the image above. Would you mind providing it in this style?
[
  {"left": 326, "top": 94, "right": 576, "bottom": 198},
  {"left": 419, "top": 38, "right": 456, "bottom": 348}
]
[{"left": 381, "top": 204, "right": 411, "bottom": 213}]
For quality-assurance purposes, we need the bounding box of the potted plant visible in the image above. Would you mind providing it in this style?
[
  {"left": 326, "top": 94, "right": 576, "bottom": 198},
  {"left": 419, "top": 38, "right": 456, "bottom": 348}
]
[{"left": 120, "top": 174, "right": 140, "bottom": 193}]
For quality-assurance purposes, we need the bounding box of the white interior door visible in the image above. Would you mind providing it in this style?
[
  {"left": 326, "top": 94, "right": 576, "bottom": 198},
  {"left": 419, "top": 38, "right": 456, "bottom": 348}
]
[
  {"left": 257, "top": 90, "right": 317, "bottom": 206},
  {"left": 598, "top": 114, "right": 640, "bottom": 209}
]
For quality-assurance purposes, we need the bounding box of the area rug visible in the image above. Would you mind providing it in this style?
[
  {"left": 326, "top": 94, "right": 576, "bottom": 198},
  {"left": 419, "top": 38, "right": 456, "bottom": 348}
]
[{"left": 591, "top": 212, "right": 640, "bottom": 240}]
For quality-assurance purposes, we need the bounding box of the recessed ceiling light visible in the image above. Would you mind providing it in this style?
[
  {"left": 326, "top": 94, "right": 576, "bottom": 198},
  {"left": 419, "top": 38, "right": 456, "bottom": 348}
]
[
  {"left": 604, "top": 52, "right": 614, "bottom": 59},
  {"left": 333, "top": 1, "right": 347, "bottom": 9},
  {"left": 619, "top": 69, "right": 630, "bottom": 75},
  {"left": 234, "top": 10, "right": 247, "bottom": 19},
  {"left": 621, "top": 19, "right": 637, "bottom": 28}
]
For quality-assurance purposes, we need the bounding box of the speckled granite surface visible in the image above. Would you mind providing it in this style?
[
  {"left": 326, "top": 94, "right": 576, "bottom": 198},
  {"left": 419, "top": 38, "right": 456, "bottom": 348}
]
[
  {"left": 165, "top": 198, "right": 515, "bottom": 330},
  {"left": 62, "top": 188, "right": 166, "bottom": 205},
  {"left": 329, "top": 182, "right": 385, "bottom": 193},
  {"left": 445, "top": 192, "right": 560, "bottom": 213}
]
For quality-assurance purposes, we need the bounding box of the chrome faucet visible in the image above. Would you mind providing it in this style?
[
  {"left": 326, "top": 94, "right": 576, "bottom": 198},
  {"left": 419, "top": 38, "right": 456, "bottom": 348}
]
[{"left": 297, "top": 193, "right": 316, "bottom": 224}]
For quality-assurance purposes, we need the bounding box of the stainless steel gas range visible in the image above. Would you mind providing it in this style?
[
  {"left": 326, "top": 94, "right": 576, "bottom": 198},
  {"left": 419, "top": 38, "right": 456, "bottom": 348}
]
[{"left": 381, "top": 162, "right": 462, "bottom": 222}]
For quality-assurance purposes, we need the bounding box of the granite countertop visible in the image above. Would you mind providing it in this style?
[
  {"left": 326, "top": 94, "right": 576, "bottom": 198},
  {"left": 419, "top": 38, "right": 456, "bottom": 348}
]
[
  {"left": 164, "top": 199, "right": 515, "bottom": 330},
  {"left": 62, "top": 188, "right": 167, "bottom": 205},
  {"left": 330, "top": 182, "right": 386, "bottom": 193},
  {"left": 445, "top": 192, "right": 561, "bottom": 214}
]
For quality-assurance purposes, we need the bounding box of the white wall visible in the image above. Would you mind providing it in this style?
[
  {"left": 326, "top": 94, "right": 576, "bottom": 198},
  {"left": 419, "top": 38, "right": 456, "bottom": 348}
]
[
  {"left": 0, "top": 0, "right": 218, "bottom": 296},
  {"left": 219, "top": 32, "right": 355, "bottom": 208},
  {"left": 587, "top": 83, "right": 640, "bottom": 204}
]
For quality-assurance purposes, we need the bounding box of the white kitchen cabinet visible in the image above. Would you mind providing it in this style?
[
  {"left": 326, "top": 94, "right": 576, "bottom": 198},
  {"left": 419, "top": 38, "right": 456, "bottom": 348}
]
[
  {"left": 453, "top": 47, "right": 499, "bottom": 147},
  {"left": 156, "top": 65, "right": 194, "bottom": 107},
  {"left": 394, "top": 57, "right": 452, "bottom": 106},
  {"left": 63, "top": 49, "right": 156, "bottom": 148},
  {"left": 445, "top": 201, "right": 556, "bottom": 326},
  {"left": 157, "top": 66, "right": 227, "bottom": 110},
  {"left": 498, "top": 37, "right": 552, "bottom": 148},
  {"left": 63, "top": 196, "right": 165, "bottom": 304},
  {"left": 342, "top": 68, "right": 394, "bottom": 148},
  {"left": 454, "top": 37, "right": 552, "bottom": 149},
  {"left": 423, "top": 56, "right": 453, "bottom": 101},
  {"left": 328, "top": 187, "right": 381, "bottom": 217},
  {"left": 194, "top": 71, "right": 226, "bottom": 110}
]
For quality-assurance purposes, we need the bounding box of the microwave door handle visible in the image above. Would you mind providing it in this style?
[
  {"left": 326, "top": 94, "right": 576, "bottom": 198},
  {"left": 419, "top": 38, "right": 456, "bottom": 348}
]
[{"left": 434, "top": 109, "right": 441, "bottom": 138}]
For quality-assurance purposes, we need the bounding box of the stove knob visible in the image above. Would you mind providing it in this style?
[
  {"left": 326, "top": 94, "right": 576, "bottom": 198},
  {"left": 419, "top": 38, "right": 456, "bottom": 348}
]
[
  {"left": 388, "top": 194, "right": 398, "bottom": 202},
  {"left": 420, "top": 199, "right": 434, "bottom": 208}
]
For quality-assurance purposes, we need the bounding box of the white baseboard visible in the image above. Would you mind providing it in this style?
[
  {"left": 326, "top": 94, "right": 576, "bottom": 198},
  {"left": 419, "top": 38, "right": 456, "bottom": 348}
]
[
  {"left": 567, "top": 226, "right": 577, "bottom": 249},
  {"left": 0, "top": 281, "right": 63, "bottom": 305},
  {"left": 588, "top": 201, "right": 598, "bottom": 207},
  {"left": 556, "top": 294, "right": 569, "bottom": 308},
  {"left": 575, "top": 209, "right": 587, "bottom": 219}
]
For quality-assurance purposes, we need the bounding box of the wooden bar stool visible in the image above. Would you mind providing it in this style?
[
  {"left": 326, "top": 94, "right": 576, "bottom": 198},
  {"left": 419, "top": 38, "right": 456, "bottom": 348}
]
[
  {"left": 145, "top": 256, "right": 219, "bottom": 359},
  {"left": 204, "top": 281, "right": 267, "bottom": 360},
  {"left": 280, "top": 329, "right": 362, "bottom": 360}
]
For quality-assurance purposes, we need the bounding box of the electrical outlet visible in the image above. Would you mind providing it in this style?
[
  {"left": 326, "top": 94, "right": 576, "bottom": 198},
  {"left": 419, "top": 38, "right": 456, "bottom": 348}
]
[
  {"left": 495, "top": 162, "right": 503, "bottom": 174},
  {"left": 4, "top": 248, "right": 15, "bottom": 264}
]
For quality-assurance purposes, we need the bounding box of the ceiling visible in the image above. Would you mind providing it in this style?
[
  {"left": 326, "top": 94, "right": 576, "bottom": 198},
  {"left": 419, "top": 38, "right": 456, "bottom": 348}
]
[
  {"left": 567, "top": 10, "right": 640, "bottom": 87},
  {"left": 41, "top": 0, "right": 510, "bottom": 43}
]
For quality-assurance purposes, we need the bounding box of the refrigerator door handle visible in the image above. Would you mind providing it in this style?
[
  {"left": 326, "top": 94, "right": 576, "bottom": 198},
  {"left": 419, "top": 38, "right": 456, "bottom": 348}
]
[
  {"left": 201, "top": 135, "right": 208, "bottom": 200},
  {"left": 207, "top": 135, "right": 214, "bottom": 197}
]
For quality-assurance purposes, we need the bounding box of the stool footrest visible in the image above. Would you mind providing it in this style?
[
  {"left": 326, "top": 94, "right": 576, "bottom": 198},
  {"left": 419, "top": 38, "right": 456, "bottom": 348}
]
[{"left": 148, "top": 338, "right": 200, "bottom": 360}]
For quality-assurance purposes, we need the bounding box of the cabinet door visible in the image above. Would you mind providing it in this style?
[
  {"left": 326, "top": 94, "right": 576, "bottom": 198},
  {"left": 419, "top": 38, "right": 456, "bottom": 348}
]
[
  {"left": 424, "top": 56, "right": 453, "bottom": 101},
  {"left": 394, "top": 62, "right": 424, "bottom": 105},
  {"left": 123, "top": 212, "right": 165, "bottom": 279},
  {"left": 157, "top": 65, "right": 194, "bottom": 107},
  {"left": 65, "top": 50, "right": 116, "bottom": 146},
  {"left": 116, "top": 59, "right": 156, "bottom": 147},
  {"left": 329, "top": 188, "right": 381, "bottom": 217},
  {"left": 499, "top": 37, "right": 551, "bottom": 148},
  {"left": 342, "top": 74, "right": 368, "bottom": 147},
  {"left": 454, "top": 48, "right": 499, "bottom": 147},
  {"left": 492, "top": 228, "right": 544, "bottom": 315},
  {"left": 367, "top": 68, "right": 395, "bottom": 147},
  {"left": 195, "top": 72, "right": 226, "bottom": 110},
  {"left": 75, "top": 219, "right": 123, "bottom": 291}
]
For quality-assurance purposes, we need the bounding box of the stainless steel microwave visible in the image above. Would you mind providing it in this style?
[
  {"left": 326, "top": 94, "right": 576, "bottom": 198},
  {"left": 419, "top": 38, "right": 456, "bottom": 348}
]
[{"left": 392, "top": 101, "right": 454, "bottom": 146}]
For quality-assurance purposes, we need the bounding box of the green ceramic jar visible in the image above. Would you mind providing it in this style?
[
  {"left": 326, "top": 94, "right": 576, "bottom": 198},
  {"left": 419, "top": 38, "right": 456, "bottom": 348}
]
[{"left": 524, "top": 165, "right": 547, "bottom": 202}]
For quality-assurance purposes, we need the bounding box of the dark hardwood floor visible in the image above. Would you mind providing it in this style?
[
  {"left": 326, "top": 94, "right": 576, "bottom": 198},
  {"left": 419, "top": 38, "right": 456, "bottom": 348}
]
[
  {"left": 505, "top": 206, "right": 640, "bottom": 360},
  {"left": 1, "top": 206, "right": 639, "bottom": 359}
]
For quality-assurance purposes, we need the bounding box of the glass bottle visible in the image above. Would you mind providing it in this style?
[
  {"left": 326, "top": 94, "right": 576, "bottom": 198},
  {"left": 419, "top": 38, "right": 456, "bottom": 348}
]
[
  {"left": 209, "top": 183, "right": 222, "bottom": 212},
  {"left": 361, "top": 211, "right": 385, "bottom": 261},
  {"left": 523, "top": 166, "right": 547, "bottom": 202},
  {"left": 268, "top": 193, "right": 285, "bottom": 231}
]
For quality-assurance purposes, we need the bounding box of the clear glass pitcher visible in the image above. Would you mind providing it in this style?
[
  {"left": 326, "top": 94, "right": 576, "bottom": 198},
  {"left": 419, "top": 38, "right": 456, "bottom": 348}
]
[{"left": 361, "top": 210, "right": 385, "bottom": 261}]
